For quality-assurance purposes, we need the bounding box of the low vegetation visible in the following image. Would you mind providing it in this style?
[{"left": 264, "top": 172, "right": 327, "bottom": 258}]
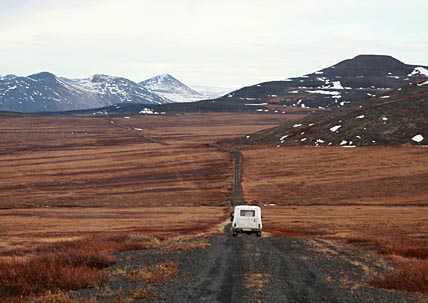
[
  {"left": 371, "top": 259, "right": 428, "bottom": 294},
  {"left": 242, "top": 146, "right": 428, "bottom": 206},
  {"left": 0, "top": 234, "right": 158, "bottom": 302},
  {"left": 0, "top": 206, "right": 227, "bottom": 302},
  {"left": 127, "top": 261, "right": 180, "bottom": 284}
]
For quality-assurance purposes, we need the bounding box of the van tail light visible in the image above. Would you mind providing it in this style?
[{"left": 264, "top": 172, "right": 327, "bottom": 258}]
[
  {"left": 258, "top": 224, "right": 260, "bottom": 228},
  {"left": 234, "top": 223, "right": 236, "bottom": 228}
]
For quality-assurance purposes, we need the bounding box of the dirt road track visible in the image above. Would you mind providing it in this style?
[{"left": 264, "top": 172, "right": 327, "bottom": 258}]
[
  {"left": 71, "top": 226, "right": 426, "bottom": 302},
  {"left": 107, "top": 116, "right": 170, "bottom": 146},
  {"left": 210, "top": 144, "right": 243, "bottom": 206}
]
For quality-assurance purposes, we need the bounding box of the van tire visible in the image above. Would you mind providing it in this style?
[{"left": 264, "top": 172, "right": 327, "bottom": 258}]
[
  {"left": 232, "top": 232, "right": 238, "bottom": 237},
  {"left": 257, "top": 231, "right": 262, "bottom": 237}
]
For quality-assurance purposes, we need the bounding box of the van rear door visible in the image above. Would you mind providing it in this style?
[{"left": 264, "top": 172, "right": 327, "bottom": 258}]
[{"left": 238, "top": 209, "right": 257, "bottom": 230}]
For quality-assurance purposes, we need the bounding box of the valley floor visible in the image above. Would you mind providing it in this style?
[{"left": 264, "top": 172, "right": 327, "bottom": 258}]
[{"left": 0, "top": 113, "right": 427, "bottom": 302}]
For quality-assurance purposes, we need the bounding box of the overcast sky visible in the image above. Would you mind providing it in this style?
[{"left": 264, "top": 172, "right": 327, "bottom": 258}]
[{"left": 1, "top": 0, "right": 427, "bottom": 87}]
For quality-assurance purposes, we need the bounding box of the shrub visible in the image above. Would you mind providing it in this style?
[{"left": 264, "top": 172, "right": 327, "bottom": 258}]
[
  {"left": 371, "top": 259, "right": 428, "bottom": 294},
  {"left": 380, "top": 242, "right": 428, "bottom": 259}
]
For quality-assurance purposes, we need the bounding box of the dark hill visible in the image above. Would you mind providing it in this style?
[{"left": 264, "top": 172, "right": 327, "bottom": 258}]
[
  {"left": 218, "top": 55, "right": 428, "bottom": 111},
  {"left": 229, "top": 79, "right": 428, "bottom": 147},
  {"left": 321, "top": 55, "right": 413, "bottom": 77}
]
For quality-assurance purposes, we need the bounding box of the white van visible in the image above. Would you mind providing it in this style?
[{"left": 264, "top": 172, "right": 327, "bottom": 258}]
[{"left": 231, "top": 205, "right": 262, "bottom": 237}]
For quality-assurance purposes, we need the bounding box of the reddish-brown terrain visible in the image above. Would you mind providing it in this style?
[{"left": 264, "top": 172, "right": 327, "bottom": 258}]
[
  {"left": 240, "top": 146, "right": 428, "bottom": 206},
  {"left": 1, "top": 112, "right": 427, "bottom": 302},
  {"left": 0, "top": 113, "right": 295, "bottom": 208}
]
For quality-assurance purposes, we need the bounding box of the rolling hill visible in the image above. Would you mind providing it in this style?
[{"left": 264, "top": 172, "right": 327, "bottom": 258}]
[
  {"left": 230, "top": 79, "right": 428, "bottom": 147},
  {"left": 217, "top": 55, "right": 428, "bottom": 111}
]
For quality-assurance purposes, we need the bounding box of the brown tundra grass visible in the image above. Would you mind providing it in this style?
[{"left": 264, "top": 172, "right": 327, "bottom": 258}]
[
  {"left": 371, "top": 259, "right": 428, "bottom": 294},
  {"left": 0, "top": 234, "right": 159, "bottom": 303}
]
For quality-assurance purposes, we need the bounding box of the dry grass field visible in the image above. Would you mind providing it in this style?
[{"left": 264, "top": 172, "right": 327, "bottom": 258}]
[
  {"left": 262, "top": 205, "right": 428, "bottom": 243},
  {"left": 0, "top": 206, "right": 228, "bottom": 257},
  {"left": 0, "top": 113, "right": 297, "bottom": 301},
  {"left": 0, "top": 113, "right": 294, "bottom": 208},
  {"left": 1, "top": 112, "right": 428, "bottom": 298},
  {"left": 241, "top": 146, "right": 428, "bottom": 206}
]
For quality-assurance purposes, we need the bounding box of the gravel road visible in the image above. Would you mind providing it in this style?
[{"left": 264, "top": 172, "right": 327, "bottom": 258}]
[{"left": 71, "top": 225, "right": 427, "bottom": 303}]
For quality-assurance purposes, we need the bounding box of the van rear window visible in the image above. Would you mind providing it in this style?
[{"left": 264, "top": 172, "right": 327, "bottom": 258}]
[{"left": 240, "top": 210, "right": 255, "bottom": 217}]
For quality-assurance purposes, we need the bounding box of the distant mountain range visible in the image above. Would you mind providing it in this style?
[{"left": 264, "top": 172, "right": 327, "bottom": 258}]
[
  {"left": 71, "top": 54, "right": 428, "bottom": 117},
  {"left": 1, "top": 54, "right": 427, "bottom": 113},
  {"left": 0, "top": 73, "right": 232, "bottom": 113},
  {"left": 0, "top": 72, "right": 170, "bottom": 112},
  {"left": 229, "top": 79, "right": 428, "bottom": 146}
]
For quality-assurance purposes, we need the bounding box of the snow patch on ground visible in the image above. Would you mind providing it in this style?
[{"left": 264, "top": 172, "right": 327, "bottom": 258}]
[
  {"left": 408, "top": 67, "right": 428, "bottom": 77},
  {"left": 330, "top": 125, "right": 342, "bottom": 132},
  {"left": 306, "top": 90, "right": 341, "bottom": 96},
  {"left": 412, "top": 134, "right": 424, "bottom": 143},
  {"left": 139, "top": 108, "right": 154, "bottom": 114},
  {"left": 331, "top": 81, "right": 344, "bottom": 89},
  {"left": 356, "top": 115, "right": 365, "bottom": 119},
  {"left": 417, "top": 80, "right": 428, "bottom": 86}
]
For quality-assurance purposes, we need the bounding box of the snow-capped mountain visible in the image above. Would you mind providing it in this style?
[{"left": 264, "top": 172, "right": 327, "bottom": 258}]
[
  {"left": 68, "top": 74, "right": 170, "bottom": 105},
  {"left": 0, "top": 72, "right": 170, "bottom": 113},
  {"left": 140, "top": 74, "right": 207, "bottom": 103}
]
